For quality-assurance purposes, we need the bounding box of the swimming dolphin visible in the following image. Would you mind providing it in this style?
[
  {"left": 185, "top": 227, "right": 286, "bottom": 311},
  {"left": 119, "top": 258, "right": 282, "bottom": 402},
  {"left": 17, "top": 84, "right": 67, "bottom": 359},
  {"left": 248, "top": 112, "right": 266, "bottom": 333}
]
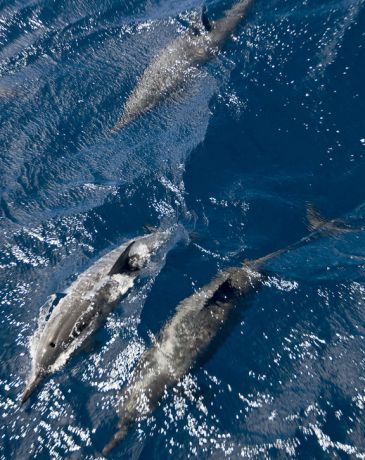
[
  {"left": 102, "top": 206, "right": 356, "bottom": 454},
  {"left": 111, "top": 0, "right": 254, "bottom": 131},
  {"left": 22, "top": 228, "right": 176, "bottom": 404}
]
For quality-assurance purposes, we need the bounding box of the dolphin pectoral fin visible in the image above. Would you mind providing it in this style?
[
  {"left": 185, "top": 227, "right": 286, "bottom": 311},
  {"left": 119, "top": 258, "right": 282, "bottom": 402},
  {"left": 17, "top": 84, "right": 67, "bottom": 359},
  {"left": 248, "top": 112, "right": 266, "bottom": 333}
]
[
  {"left": 53, "top": 292, "right": 67, "bottom": 305},
  {"left": 81, "top": 336, "right": 102, "bottom": 354},
  {"left": 41, "top": 292, "right": 68, "bottom": 321},
  {"left": 109, "top": 241, "right": 135, "bottom": 276},
  {"left": 42, "top": 292, "right": 65, "bottom": 312},
  {"left": 188, "top": 228, "right": 210, "bottom": 243},
  {"left": 102, "top": 426, "right": 128, "bottom": 456},
  {"left": 21, "top": 374, "right": 43, "bottom": 404}
]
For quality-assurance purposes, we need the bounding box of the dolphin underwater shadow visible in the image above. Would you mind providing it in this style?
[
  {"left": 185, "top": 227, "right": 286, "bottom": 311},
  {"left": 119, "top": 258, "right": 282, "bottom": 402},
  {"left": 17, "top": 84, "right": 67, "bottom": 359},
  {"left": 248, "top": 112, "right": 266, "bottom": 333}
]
[
  {"left": 102, "top": 206, "right": 358, "bottom": 455},
  {"left": 111, "top": 0, "right": 255, "bottom": 132},
  {"left": 21, "top": 227, "right": 179, "bottom": 404}
]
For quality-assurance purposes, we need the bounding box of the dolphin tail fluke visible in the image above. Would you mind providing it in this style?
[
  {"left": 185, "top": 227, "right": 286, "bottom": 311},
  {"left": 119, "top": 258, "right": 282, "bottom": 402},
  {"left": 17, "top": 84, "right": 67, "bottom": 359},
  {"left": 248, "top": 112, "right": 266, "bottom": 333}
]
[
  {"left": 21, "top": 374, "right": 43, "bottom": 404},
  {"left": 306, "top": 203, "right": 355, "bottom": 235},
  {"left": 102, "top": 426, "right": 128, "bottom": 456},
  {"left": 247, "top": 205, "right": 359, "bottom": 271},
  {"left": 143, "top": 223, "right": 158, "bottom": 234},
  {"left": 306, "top": 204, "right": 331, "bottom": 232}
]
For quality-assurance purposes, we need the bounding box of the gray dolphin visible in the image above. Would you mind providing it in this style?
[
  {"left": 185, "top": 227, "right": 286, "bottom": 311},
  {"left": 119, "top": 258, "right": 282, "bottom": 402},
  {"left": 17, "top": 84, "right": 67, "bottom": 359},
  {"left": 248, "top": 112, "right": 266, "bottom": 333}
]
[
  {"left": 22, "top": 228, "right": 176, "bottom": 404},
  {"left": 102, "top": 207, "right": 356, "bottom": 455},
  {"left": 112, "top": 0, "right": 254, "bottom": 131}
]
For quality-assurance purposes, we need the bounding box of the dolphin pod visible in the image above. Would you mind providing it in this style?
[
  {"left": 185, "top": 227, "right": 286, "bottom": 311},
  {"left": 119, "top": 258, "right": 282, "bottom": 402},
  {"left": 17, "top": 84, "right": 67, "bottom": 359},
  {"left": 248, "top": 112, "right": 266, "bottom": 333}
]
[
  {"left": 22, "top": 228, "right": 177, "bottom": 403},
  {"left": 112, "top": 0, "right": 254, "bottom": 131},
  {"left": 17, "top": 1, "right": 357, "bottom": 457},
  {"left": 102, "top": 207, "right": 354, "bottom": 455}
]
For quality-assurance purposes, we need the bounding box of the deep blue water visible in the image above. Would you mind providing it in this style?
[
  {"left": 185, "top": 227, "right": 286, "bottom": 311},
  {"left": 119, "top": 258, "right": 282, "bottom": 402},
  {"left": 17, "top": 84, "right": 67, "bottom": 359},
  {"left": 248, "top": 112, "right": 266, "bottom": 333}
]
[{"left": 1, "top": 0, "right": 365, "bottom": 458}]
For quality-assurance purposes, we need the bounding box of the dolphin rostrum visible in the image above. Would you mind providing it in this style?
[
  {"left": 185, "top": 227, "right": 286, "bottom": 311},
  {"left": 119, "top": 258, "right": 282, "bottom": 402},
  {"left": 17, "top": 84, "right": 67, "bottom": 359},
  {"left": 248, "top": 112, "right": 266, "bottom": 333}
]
[
  {"left": 102, "top": 206, "right": 356, "bottom": 454},
  {"left": 22, "top": 227, "right": 177, "bottom": 404},
  {"left": 112, "top": 0, "right": 254, "bottom": 131}
]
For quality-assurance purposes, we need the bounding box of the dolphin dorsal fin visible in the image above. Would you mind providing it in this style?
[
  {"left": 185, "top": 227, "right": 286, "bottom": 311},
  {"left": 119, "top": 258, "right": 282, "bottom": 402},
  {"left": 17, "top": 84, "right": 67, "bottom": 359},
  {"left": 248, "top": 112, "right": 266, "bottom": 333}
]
[
  {"left": 189, "top": 7, "right": 212, "bottom": 36},
  {"left": 201, "top": 6, "right": 212, "bottom": 32},
  {"left": 109, "top": 241, "right": 135, "bottom": 275}
]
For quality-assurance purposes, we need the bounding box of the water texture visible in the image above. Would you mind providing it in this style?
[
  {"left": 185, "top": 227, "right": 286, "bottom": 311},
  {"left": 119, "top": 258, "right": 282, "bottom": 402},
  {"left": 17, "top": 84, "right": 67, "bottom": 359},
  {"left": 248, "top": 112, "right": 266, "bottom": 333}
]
[{"left": 0, "top": 0, "right": 365, "bottom": 458}]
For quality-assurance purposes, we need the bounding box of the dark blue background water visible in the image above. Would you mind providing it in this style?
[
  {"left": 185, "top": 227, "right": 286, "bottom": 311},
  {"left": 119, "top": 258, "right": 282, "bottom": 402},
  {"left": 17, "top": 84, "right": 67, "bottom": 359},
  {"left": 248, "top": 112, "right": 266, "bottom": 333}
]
[{"left": 1, "top": 0, "right": 365, "bottom": 458}]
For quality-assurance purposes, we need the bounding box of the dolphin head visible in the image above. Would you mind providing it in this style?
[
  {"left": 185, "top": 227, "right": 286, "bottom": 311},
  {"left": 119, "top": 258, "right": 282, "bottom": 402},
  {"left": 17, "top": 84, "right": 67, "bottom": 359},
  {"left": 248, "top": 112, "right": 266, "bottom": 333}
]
[
  {"left": 22, "top": 321, "right": 72, "bottom": 404},
  {"left": 110, "top": 109, "right": 137, "bottom": 133},
  {"left": 21, "top": 372, "right": 44, "bottom": 404},
  {"left": 21, "top": 343, "right": 59, "bottom": 404},
  {"left": 38, "top": 338, "right": 65, "bottom": 368}
]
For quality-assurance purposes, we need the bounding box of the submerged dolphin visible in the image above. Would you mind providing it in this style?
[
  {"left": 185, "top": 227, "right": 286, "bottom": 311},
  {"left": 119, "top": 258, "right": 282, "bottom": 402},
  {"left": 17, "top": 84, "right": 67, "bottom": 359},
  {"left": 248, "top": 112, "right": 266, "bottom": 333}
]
[
  {"left": 22, "top": 228, "right": 176, "bottom": 404},
  {"left": 103, "top": 207, "right": 356, "bottom": 454},
  {"left": 112, "top": 0, "right": 254, "bottom": 131}
]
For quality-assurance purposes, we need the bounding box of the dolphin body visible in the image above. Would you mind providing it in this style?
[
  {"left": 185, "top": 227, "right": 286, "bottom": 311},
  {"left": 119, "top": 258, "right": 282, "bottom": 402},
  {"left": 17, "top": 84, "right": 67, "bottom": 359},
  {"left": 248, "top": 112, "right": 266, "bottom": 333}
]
[
  {"left": 102, "top": 207, "right": 355, "bottom": 455},
  {"left": 112, "top": 0, "right": 254, "bottom": 131},
  {"left": 22, "top": 228, "right": 175, "bottom": 404}
]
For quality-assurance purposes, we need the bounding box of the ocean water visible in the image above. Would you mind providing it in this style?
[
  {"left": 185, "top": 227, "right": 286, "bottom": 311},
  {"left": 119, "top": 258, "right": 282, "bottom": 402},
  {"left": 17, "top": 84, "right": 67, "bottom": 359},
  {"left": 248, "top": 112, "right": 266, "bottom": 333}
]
[{"left": 1, "top": 0, "right": 365, "bottom": 458}]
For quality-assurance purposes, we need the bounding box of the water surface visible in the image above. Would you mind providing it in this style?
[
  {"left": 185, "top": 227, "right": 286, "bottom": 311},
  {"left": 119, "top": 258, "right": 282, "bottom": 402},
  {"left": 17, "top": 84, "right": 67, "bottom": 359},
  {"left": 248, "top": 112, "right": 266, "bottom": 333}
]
[{"left": 1, "top": 0, "right": 365, "bottom": 458}]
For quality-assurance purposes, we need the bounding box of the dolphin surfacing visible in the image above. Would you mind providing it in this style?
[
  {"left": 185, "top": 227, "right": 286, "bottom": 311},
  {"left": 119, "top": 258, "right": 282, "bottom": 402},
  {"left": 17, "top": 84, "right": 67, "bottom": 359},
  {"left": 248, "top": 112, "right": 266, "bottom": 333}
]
[
  {"left": 112, "top": 0, "right": 254, "bottom": 131},
  {"left": 102, "top": 265, "right": 260, "bottom": 455},
  {"left": 103, "top": 207, "right": 356, "bottom": 455},
  {"left": 22, "top": 228, "right": 175, "bottom": 404}
]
